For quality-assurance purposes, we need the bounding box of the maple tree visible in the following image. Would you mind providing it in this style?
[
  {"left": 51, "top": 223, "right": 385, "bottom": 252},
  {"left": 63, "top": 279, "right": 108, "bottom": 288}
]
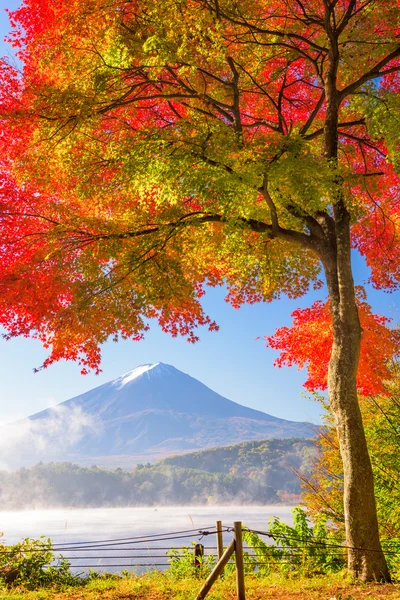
[{"left": 0, "top": 0, "right": 399, "bottom": 581}]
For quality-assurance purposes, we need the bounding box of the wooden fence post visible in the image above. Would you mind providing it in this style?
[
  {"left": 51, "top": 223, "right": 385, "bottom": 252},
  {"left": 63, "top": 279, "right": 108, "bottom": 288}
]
[
  {"left": 194, "top": 520, "right": 247, "bottom": 600},
  {"left": 194, "top": 540, "right": 235, "bottom": 600},
  {"left": 216, "top": 520, "right": 223, "bottom": 560},
  {"left": 194, "top": 543, "right": 204, "bottom": 569},
  {"left": 234, "top": 521, "right": 246, "bottom": 600}
]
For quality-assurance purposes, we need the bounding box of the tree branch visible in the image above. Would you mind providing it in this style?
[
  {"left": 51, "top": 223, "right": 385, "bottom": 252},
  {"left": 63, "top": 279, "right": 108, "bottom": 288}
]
[
  {"left": 304, "top": 118, "right": 365, "bottom": 141},
  {"left": 299, "top": 90, "right": 325, "bottom": 135},
  {"left": 338, "top": 46, "right": 400, "bottom": 101},
  {"left": 260, "top": 174, "right": 278, "bottom": 237}
]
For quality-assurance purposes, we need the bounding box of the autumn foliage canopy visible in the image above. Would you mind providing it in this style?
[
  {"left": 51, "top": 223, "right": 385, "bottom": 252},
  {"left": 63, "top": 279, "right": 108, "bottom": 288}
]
[
  {"left": 265, "top": 288, "right": 399, "bottom": 395},
  {"left": 0, "top": 0, "right": 399, "bottom": 384}
]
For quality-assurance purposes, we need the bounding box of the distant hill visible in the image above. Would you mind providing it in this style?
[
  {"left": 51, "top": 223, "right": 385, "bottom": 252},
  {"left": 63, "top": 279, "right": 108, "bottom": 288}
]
[
  {"left": 161, "top": 437, "right": 317, "bottom": 495},
  {"left": 4, "top": 363, "right": 315, "bottom": 467},
  {"left": 0, "top": 438, "right": 317, "bottom": 509}
]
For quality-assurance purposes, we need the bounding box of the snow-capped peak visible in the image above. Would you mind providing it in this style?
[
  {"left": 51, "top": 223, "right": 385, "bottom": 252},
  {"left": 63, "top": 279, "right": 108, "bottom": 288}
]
[{"left": 117, "top": 363, "right": 160, "bottom": 388}]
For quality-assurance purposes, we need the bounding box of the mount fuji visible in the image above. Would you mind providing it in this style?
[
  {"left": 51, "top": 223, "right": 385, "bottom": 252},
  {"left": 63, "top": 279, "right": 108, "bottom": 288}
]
[{"left": 6, "top": 363, "right": 315, "bottom": 467}]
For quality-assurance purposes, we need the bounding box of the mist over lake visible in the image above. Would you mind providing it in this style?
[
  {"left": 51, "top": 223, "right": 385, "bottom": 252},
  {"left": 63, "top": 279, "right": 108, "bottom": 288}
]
[
  {"left": 1, "top": 506, "right": 294, "bottom": 572},
  {"left": 1, "top": 506, "right": 294, "bottom": 546}
]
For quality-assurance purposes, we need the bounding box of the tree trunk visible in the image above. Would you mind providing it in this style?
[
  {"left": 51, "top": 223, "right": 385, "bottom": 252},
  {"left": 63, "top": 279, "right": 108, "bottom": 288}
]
[
  {"left": 318, "top": 25, "right": 390, "bottom": 579},
  {"left": 321, "top": 208, "right": 390, "bottom": 582}
]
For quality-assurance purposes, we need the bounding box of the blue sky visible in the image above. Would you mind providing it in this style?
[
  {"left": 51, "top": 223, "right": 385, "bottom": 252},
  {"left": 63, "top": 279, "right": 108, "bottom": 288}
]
[{"left": 0, "top": 2, "right": 398, "bottom": 426}]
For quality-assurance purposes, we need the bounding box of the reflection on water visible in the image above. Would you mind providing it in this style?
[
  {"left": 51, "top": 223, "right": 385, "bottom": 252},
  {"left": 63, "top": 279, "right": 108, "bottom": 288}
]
[{"left": 0, "top": 506, "right": 294, "bottom": 572}]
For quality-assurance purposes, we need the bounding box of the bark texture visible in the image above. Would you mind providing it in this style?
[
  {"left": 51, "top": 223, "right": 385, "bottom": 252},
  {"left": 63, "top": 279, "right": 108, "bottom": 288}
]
[{"left": 322, "top": 235, "right": 390, "bottom": 581}]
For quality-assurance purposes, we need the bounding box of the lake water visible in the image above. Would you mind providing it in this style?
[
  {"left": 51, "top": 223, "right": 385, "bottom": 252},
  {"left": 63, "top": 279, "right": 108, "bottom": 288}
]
[{"left": 0, "top": 506, "right": 294, "bottom": 572}]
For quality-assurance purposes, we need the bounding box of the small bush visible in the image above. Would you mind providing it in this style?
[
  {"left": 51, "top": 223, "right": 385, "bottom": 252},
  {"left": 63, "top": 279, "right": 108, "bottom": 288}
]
[
  {"left": 167, "top": 543, "right": 217, "bottom": 579},
  {"left": 243, "top": 506, "right": 346, "bottom": 576},
  {"left": 382, "top": 538, "right": 400, "bottom": 582},
  {"left": 167, "top": 540, "right": 273, "bottom": 579},
  {"left": 0, "top": 536, "right": 77, "bottom": 588}
]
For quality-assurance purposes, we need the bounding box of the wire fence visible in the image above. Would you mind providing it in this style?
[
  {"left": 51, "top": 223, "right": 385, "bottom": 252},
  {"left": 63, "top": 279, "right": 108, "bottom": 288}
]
[
  {"left": 1, "top": 525, "right": 229, "bottom": 571},
  {"left": 2, "top": 523, "right": 399, "bottom": 573},
  {"left": 246, "top": 528, "right": 400, "bottom": 555}
]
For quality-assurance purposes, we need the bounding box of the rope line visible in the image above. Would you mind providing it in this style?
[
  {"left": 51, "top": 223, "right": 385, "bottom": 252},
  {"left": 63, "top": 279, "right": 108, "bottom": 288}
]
[
  {"left": 1, "top": 529, "right": 230, "bottom": 554},
  {"left": 59, "top": 552, "right": 348, "bottom": 560},
  {"left": 50, "top": 526, "right": 220, "bottom": 547},
  {"left": 61, "top": 563, "right": 172, "bottom": 567},
  {"left": 54, "top": 547, "right": 220, "bottom": 553},
  {"left": 245, "top": 528, "right": 400, "bottom": 555}
]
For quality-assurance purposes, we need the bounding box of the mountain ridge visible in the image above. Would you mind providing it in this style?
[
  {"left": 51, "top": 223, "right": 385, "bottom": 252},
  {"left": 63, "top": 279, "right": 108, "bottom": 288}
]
[
  {"left": 5, "top": 362, "right": 315, "bottom": 468},
  {"left": 32, "top": 362, "right": 291, "bottom": 422}
]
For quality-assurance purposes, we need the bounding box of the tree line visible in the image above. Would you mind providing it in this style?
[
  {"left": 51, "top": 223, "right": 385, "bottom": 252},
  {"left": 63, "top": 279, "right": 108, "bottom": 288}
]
[{"left": 0, "top": 438, "right": 315, "bottom": 509}]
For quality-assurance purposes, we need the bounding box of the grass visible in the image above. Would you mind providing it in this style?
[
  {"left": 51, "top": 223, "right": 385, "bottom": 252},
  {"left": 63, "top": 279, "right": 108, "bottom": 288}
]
[{"left": 1, "top": 571, "right": 399, "bottom": 600}]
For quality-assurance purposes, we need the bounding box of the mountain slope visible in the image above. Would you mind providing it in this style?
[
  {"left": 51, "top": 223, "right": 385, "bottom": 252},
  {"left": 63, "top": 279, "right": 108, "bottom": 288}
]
[
  {"left": 7, "top": 363, "right": 315, "bottom": 467},
  {"left": 161, "top": 437, "right": 317, "bottom": 496}
]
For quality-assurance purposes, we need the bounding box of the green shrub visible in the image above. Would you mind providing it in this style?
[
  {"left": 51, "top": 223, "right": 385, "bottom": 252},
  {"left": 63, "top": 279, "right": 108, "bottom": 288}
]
[
  {"left": 167, "top": 543, "right": 217, "bottom": 579},
  {"left": 382, "top": 538, "right": 400, "bottom": 582},
  {"left": 0, "top": 536, "right": 77, "bottom": 588},
  {"left": 243, "top": 506, "right": 346, "bottom": 576},
  {"left": 167, "top": 541, "right": 267, "bottom": 579}
]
